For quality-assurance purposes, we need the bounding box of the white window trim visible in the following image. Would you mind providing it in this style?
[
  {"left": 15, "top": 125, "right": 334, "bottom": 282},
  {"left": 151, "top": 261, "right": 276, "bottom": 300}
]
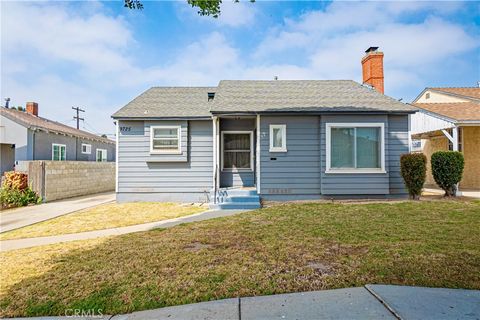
[
  {"left": 325, "top": 123, "right": 385, "bottom": 174},
  {"left": 81, "top": 143, "right": 92, "bottom": 154},
  {"left": 221, "top": 131, "right": 254, "bottom": 172},
  {"left": 96, "top": 148, "right": 108, "bottom": 162},
  {"left": 150, "top": 125, "right": 182, "bottom": 154},
  {"left": 52, "top": 143, "right": 66, "bottom": 161},
  {"left": 269, "top": 124, "right": 287, "bottom": 152}
]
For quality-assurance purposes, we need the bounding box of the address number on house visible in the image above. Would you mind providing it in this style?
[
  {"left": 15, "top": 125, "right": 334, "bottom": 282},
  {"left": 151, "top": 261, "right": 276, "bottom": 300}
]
[{"left": 120, "top": 127, "right": 131, "bottom": 132}]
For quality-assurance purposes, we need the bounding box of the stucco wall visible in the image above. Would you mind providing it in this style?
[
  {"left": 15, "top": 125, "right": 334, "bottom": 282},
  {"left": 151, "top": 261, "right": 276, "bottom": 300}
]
[
  {"left": 422, "top": 135, "right": 449, "bottom": 187},
  {"left": 422, "top": 127, "right": 479, "bottom": 190},
  {"left": 416, "top": 90, "right": 469, "bottom": 103},
  {"left": 0, "top": 143, "right": 15, "bottom": 175},
  {"left": 461, "top": 126, "right": 480, "bottom": 189},
  {"left": 0, "top": 115, "right": 30, "bottom": 161}
]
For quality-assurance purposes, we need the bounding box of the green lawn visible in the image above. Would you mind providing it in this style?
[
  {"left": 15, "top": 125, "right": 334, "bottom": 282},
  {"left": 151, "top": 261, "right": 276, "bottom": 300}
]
[{"left": 1, "top": 200, "right": 479, "bottom": 317}]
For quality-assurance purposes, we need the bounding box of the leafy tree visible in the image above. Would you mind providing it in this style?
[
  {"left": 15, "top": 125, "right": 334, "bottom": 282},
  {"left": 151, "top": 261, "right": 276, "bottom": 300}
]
[{"left": 124, "top": 0, "right": 254, "bottom": 18}]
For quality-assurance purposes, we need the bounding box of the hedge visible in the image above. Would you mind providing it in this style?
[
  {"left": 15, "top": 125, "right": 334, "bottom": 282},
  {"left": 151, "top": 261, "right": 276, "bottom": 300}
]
[
  {"left": 400, "top": 153, "right": 427, "bottom": 200},
  {"left": 431, "top": 151, "right": 464, "bottom": 197}
]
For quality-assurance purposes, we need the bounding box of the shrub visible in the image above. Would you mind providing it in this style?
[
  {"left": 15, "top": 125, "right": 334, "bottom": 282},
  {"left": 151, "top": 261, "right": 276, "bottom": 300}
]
[
  {"left": 2, "top": 171, "right": 28, "bottom": 190},
  {"left": 0, "top": 171, "right": 41, "bottom": 209},
  {"left": 431, "top": 151, "right": 465, "bottom": 197},
  {"left": 400, "top": 153, "right": 427, "bottom": 200}
]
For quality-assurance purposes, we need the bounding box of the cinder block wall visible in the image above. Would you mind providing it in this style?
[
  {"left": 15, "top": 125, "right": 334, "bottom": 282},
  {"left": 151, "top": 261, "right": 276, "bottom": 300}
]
[{"left": 43, "top": 161, "right": 115, "bottom": 201}]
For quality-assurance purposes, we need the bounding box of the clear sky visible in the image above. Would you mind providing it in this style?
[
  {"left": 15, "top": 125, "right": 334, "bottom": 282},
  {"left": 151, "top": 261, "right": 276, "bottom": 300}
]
[{"left": 1, "top": 1, "right": 479, "bottom": 136}]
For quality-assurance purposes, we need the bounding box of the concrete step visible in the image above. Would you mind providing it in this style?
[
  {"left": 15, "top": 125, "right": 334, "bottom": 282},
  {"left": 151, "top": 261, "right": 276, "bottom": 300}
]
[
  {"left": 211, "top": 189, "right": 258, "bottom": 197},
  {"left": 223, "top": 195, "right": 260, "bottom": 203},
  {"left": 210, "top": 202, "right": 261, "bottom": 210}
]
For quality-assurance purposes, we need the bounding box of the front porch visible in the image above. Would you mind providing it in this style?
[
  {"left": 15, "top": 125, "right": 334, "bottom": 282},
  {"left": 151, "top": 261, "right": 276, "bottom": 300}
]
[
  {"left": 211, "top": 116, "right": 261, "bottom": 209},
  {"left": 213, "top": 116, "right": 260, "bottom": 189},
  {"left": 412, "top": 125, "right": 480, "bottom": 191}
]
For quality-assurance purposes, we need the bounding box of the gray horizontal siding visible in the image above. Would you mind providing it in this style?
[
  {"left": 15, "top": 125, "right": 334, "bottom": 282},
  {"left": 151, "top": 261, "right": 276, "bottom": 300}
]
[
  {"left": 388, "top": 115, "right": 409, "bottom": 195},
  {"left": 260, "top": 116, "right": 321, "bottom": 195},
  {"left": 320, "top": 115, "right": 390, "bottom": 195},
  {"left": 117, "top": 120, "right": 213, "bottom": 200}
]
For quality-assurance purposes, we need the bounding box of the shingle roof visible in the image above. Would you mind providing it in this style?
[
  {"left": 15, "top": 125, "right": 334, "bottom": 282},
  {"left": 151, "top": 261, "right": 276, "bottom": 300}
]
[
  {"left": 0, "top": 107, "right": 114, "bottom": 144},
  {"left": 210, "top": 80, "right": 415, "bottom": 113},
  {"left": 413, "top": 102, "right": 480, "bottom": 121},
  {"left": 112, "top": 81, "right": 416, "bottom": 118},
  {"left": 112, "top": 87, "right": 216, "bottom": 118},
  {"left": 430, "top": 87, "right": 480, "bottom": 100}
]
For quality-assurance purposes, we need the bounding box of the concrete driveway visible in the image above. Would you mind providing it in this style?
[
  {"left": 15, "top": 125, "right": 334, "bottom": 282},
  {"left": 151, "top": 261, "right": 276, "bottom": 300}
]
[{"left": 0, "top": 192, "right": 115, "bottom": 233}]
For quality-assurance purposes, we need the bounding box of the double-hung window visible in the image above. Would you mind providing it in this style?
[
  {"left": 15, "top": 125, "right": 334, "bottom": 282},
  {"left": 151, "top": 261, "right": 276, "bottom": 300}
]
[
  {"left": 269, "top": 124, "right": 287, "bottom": 152},
  {"left": 82, "top": 143, "right": 92, "bottom": 154},
  {"left": 222, "top": 131, "right": 253, "bottom": 170},
  {"left": 150, "top": 126, "right": 181, "bottom": 154},
  {"left": 52, "top": 144, "right": 66, "bottom": 161},
  {"left": 96, "top": 149, "right": 107, "bottom": 162},
  {"left": 326, "top": 123, "right": 385, "bottom": 173}
]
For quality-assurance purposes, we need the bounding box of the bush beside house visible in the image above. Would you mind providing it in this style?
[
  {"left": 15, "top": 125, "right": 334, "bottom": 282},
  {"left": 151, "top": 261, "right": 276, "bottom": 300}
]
[
  {"left": 400, "top": 153, "right": 427, "bottom": 200},
  {"left": 431, "top": 151, "right": 465, "bottom": 197},
  {"left": 0, "top": 172, "right": 40, "bottom": 209}
]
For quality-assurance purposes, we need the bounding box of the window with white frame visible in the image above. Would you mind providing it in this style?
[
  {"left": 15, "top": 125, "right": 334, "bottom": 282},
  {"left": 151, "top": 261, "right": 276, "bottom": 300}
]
[
  {"left": 269, "top": 124, "right": 287, "bottom": 152},
  {"left": 81, "top": 143, "right": 92, "bottom": 154},
  {"left": 150, "top": 126, "right": 181, "bottom": 154},
  {"left": 52, "top": 144, "right": 66, "bottom": 161},
  {"left": 326, "top": 123, "right": 385, "bottom": 173},
  {"left": 96, "top": 149, "right": 107, "bottom": 162},
  {"left": 222, "top": 132, "right": 253, "bottom": 170}
]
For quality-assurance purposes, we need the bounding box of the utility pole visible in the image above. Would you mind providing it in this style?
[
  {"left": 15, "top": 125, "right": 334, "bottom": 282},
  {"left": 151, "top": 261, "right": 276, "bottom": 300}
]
[{"left": 72, "top": 107, "right": 85, "bottom": 129}]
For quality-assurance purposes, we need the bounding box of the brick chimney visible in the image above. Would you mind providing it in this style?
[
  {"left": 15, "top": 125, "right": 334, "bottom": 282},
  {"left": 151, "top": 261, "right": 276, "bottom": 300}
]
[
  {"left": 26, "top": 102, "right": 39, "bottom": 116},
  {"left": 361, "top": 47, "right": 384, "bottom": 94}
]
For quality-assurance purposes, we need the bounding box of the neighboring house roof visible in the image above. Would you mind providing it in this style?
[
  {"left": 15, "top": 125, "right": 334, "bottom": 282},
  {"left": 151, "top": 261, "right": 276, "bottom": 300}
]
[
  {"left": 112, "top": 80, "right": 415, "bottom": 118},
  {"left": 412, "top": 102, "right": 480, "bottom": 122},
  {"left": 210, "top": 80, "right": 415, "bottom": 113},
  {"left": 429, "top": 87, "right": 480, "bottom": 101},
  {"left": 112, "top": 87, "right": 216, "bottom": 118},
  {"left": 0, "top": 107, "right": 114, "bottom": 144}
]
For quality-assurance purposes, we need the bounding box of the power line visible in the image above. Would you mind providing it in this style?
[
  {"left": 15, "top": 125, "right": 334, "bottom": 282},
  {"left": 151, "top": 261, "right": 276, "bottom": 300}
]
[{"left": 72, "top": 106, "right": 85, "bottom": 129}]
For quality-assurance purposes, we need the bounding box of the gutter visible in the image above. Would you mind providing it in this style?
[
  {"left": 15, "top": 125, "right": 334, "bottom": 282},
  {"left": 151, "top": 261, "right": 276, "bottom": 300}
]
[
  {"left": 210, "top": 110, "right": 418, "bottom": 116},
  {"left": 111, "top": 116, "right": 212, "bottom": 121}
]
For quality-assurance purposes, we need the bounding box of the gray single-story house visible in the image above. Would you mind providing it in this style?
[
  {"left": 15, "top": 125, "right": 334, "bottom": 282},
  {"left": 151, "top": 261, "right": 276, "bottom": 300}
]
[
  {"left": 1, "top": 102, "right": 115, "bottom": 175},
  {"left": 112, "top": 48, "right": 416, "bottom": 209}
]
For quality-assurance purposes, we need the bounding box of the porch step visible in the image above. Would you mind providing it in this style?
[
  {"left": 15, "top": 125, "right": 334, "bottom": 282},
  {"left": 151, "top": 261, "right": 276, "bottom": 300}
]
[
  {"left": 224, "top": 195, "right": 260, "bottom": 203},
  {"left": 210, "top": 202, "right": 261, "bottom": 210},
  {"left": 209, "top": 188, "right": 261, "bottom": 210}
]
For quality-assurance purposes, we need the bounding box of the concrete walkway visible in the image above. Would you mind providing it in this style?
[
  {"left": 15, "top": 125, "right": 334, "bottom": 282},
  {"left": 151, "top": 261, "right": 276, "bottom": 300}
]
[
  {"left": 0, "top": 209, "right": 245, "bottom": 251},
  {"left": 423, "top": 187, "right": 480, "bottom": 198},
  {"left": 7, "top": 285, "right": 480, "bottom": 319},
  {"left": 0, "top": 192, "right": 115, "bottom": 233}
]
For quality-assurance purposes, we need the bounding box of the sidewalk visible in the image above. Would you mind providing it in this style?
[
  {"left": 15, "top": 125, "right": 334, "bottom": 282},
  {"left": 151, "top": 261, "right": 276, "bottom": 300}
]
[
  {"left": 423, "top": 187, "right": 480, "bottom": 198},
  {"left": 0, "top": 192, "right": 115, "bottom": 233},
  {"left": 6, "top": 285, "right": 480, "bottom": 319},
  {"left": 0, "top": 209, "right": 245, "bottom": 251}
]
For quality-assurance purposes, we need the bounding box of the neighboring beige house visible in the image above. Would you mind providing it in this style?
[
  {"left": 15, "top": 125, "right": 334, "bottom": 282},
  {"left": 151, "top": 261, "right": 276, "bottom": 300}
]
[{"left": 410, "top": 87, "right": 480, "bottom": 190}]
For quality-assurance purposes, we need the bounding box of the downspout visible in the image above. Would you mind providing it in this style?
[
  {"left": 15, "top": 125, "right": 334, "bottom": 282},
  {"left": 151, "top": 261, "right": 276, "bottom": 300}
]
[
  {"left": 256, "top": 114, "right": 261, "bottom": 194},
  {"left": 32, "top": 130, "right": 36, "bottom": 160}
]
